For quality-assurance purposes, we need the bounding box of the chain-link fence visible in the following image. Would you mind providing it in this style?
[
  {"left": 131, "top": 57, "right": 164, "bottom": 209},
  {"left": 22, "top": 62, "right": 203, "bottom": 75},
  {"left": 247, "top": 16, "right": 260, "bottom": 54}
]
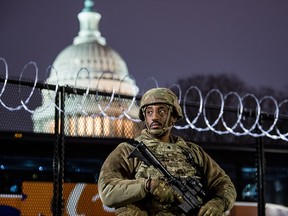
[{"left": 1, "top": 75, "right": 288, "bottom": 215}]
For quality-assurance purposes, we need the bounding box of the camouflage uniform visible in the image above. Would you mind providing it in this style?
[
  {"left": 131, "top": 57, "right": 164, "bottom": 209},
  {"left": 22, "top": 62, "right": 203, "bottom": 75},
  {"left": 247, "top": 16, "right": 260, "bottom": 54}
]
[
  {"left": 98, "top": 88, "right": 236, "bottom": 215},
  {"left": 98, "top": 130, "right": 236, "bottom": 216}
]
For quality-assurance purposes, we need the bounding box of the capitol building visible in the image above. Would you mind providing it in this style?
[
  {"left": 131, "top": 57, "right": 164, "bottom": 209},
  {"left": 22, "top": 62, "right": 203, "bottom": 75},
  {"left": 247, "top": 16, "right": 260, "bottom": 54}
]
[{"left": 32, "top": 0, "right": 142, "bottom": 139}]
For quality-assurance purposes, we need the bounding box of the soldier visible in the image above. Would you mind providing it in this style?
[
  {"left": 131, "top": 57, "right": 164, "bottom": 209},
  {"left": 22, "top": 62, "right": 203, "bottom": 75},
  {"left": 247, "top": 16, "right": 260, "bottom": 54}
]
[{"left": 98, "top": 87, "right": 236, "bottom": 216}]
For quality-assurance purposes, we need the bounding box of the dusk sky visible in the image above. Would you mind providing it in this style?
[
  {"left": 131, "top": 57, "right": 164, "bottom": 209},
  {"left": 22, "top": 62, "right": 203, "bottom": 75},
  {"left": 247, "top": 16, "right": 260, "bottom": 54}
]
[{"left": 1, "top": 0, "right": 288, "bottom": 92}]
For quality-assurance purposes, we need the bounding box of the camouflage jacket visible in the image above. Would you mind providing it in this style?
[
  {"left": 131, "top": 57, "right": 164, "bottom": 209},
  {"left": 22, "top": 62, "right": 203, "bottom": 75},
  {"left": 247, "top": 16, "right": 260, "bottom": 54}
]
[{"left": 98, "top": 129, "right": 236, "bottom": 216}]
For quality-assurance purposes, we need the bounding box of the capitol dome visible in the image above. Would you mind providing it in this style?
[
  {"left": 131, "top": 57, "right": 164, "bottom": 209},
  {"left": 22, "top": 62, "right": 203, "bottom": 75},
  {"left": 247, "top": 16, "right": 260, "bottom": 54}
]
[
  {"left": 47, "top": 0, "right": 138, "bottom": 95},
  {"left": 49, "top": 43, "right": 135, "bottom": 94},
  {"left": 32, "top": 0, "right": 142, "bottom": 138}
]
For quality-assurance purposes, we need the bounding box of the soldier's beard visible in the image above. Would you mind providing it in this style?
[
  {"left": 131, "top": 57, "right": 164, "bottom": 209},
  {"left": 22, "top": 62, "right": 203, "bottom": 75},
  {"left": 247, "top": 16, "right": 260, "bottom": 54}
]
[
  {"left": 148, "top": 125, "right": 173, "bottom": 137},
  {"left": 147, "top": 117, "right": 174, "bottom": 137}
]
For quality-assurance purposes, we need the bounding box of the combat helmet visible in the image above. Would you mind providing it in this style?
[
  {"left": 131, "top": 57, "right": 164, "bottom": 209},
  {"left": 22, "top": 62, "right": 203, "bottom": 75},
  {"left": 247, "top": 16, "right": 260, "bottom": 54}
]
[{"left": 139, "top": 87, "right": 183, "bottom": 121}]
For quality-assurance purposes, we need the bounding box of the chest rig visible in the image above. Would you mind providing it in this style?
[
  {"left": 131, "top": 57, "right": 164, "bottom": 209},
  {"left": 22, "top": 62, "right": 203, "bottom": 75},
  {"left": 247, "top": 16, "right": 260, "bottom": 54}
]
[{"left": 135, "top": 142, "right": 201, "bottom": 181}]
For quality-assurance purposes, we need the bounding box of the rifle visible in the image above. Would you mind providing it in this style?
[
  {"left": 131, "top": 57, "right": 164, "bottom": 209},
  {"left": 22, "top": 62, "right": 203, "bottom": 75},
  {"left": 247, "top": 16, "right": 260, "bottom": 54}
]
[{"left": 128, "top": 141, "right": 207, "bottom": 214}]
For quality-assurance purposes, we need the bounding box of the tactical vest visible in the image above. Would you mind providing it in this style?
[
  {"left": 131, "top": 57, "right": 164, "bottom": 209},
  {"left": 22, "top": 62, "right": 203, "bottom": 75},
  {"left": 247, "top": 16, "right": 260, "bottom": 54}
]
[{"left": 135, "top": 142, "right": 198, "bottom": 180}]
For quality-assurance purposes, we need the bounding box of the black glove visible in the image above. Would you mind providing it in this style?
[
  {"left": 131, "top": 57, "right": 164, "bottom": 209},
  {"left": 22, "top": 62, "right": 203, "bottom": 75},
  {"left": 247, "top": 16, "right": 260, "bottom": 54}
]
[{"left": 198, "top": 198, "right": 225, "bottom": 216}]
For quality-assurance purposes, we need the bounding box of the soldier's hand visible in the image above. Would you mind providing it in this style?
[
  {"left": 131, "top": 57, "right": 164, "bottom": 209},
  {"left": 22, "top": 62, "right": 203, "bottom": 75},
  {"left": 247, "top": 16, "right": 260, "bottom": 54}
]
[
  {"left": 147, "top": 179, "right": 175, "bottom": 203},
  {"left": 198, "top": 198, "right": 225, "bottom": 216}
]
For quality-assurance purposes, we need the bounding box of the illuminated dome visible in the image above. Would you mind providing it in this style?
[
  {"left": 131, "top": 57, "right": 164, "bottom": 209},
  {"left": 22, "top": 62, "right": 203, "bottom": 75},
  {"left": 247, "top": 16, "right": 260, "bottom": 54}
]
[
  {"left": 47, "top": 0, "right": 138, "bottom": 94},
  {"left": 32, "top": 0, "right": 141, "bottom": 138}
]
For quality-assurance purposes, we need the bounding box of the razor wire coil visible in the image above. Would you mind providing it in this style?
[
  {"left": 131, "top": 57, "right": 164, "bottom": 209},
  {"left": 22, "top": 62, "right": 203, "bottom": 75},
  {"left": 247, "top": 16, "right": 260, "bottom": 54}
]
[{"left": 0, "top": 58, "right": 287, "bottom": 141}]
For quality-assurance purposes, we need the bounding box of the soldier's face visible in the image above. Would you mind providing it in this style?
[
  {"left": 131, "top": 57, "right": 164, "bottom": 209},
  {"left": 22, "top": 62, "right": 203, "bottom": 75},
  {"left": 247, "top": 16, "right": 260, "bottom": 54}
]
[{"left": 144, "top": 104, "right": 175, "bottom": 130}]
